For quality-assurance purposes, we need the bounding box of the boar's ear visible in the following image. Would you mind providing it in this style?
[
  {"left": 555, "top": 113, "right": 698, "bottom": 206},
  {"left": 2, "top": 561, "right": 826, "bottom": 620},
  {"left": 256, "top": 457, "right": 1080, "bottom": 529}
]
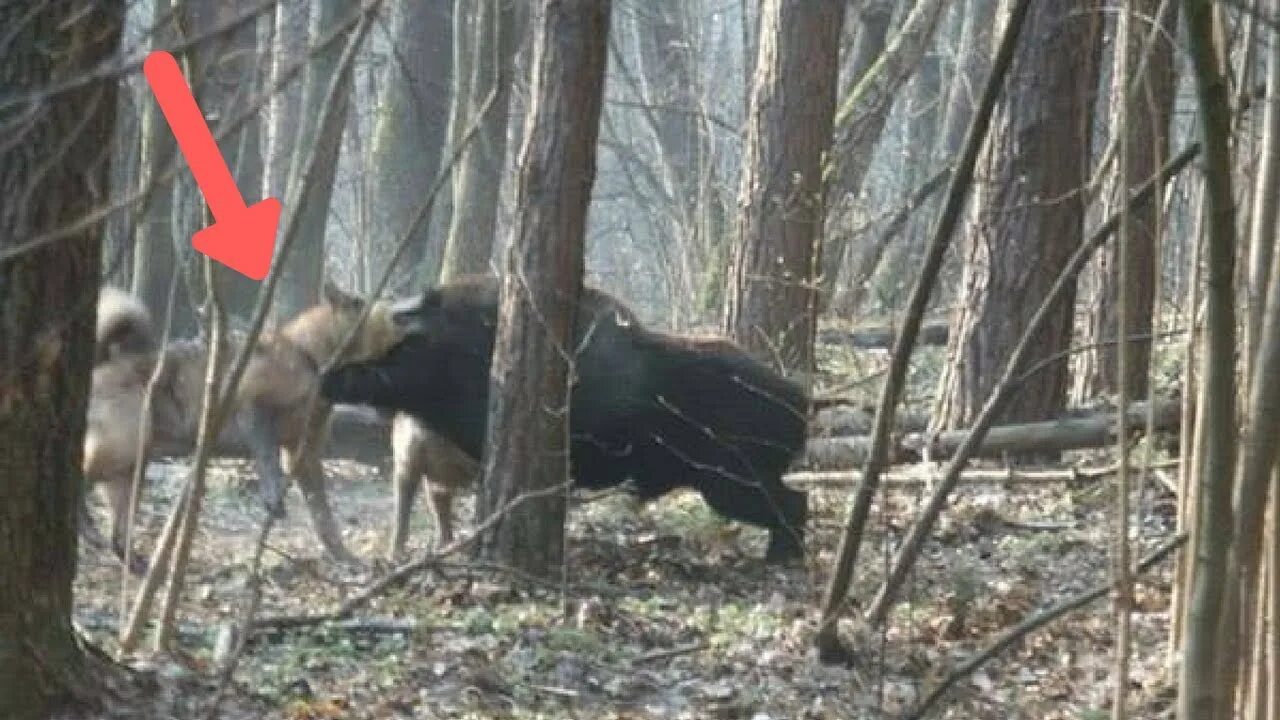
[{"left": 322, "top": 278, "right": 362, "bottom": 310}]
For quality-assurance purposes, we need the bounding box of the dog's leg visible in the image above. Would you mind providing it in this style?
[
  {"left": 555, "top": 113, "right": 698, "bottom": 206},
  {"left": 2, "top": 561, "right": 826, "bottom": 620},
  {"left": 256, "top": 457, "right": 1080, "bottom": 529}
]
[
  {"left": 104, "top": 473, "right": 149, "bottom": 576},
  {"left": 389, "top": 421, "right": 426, "bottom": 561},
  {"left": 425, "top": 485, "right": 455, "bottom": 550},
  {"left": 78, "top": 487, "right": 114, "bottom": 554},
  {"left": 238, "top": 402, "right": 288, "bottom": 518},
  {"left": 289, "top": 408, "right": 359, "bottom": 564}
]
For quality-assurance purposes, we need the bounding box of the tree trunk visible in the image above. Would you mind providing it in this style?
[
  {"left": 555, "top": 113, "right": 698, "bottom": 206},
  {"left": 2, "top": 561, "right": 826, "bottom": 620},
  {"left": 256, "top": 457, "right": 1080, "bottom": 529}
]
[
  {"left": 1177, "top": 0, "right": 1239, "bottom": 717},
  {"left": 725, "top": 0, "right": 846, "bottom": 382},
  {"left": 875, "top": 49, "right": 944, "bottom": 309},
  {"left": 262, "top": 0, "right": 308, "bottom": 204},
  {"left": 1083, "top": 0, "right": 1178, "bottom": 399},
  {"left": 939, "top": 0, "right": 1102, "bottom": 431},
  {"left": 1247, "top": 0, "right": 1280, "bottom": 369},
  {"left": 368, "top": 0, "right": 452, "bottom": 291},
  {"left": 275, "top": 0, "right": 357, "bottom": 320},
  {"left": 0, "top": 3, "right": 124, "bottom": 718},
  {"left": 437, "top": 2, "right": 479, "bottom": 258},
  {"left": 478, "top": 0, "right": 611, "bottom": 578},
  {"left": 188, "top": 0, "right": 266, "bottom": 320},
  {"left": 617, "top": 0, "right": 719, "bottom": 328},
  {"left": 132, "top": 0, "right": 197, "bottom": 337},
  {"left": 814, "top": 0, "right": 1038, "bottom": 662},
  {"left": 440, "top": 0, "right": 520, "bottom": 281},
  {"left": 936, "top": 0, "right": 997, "bottom": 164},
  {"left": 104, "top": 3, "right": 149, "bottom": 288},
  {"left": 1218, "top": 166, "right": 1280, "bottom": 718},
  {"left": 820, "top": 0, "right": 945, "bottom": 310}
]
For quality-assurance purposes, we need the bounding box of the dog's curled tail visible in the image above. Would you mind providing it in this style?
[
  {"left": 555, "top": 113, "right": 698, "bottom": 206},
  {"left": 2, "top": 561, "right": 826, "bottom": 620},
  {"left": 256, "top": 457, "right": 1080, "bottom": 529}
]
[{"left": 96, "top": 287, "right": 155, "bottom": 363}]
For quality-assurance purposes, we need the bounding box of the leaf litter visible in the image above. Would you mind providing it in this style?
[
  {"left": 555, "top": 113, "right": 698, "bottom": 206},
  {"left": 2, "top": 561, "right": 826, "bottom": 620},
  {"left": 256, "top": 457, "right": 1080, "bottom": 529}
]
[{"left": 74, "top": 442, "right": 1179, "bottom": 719}]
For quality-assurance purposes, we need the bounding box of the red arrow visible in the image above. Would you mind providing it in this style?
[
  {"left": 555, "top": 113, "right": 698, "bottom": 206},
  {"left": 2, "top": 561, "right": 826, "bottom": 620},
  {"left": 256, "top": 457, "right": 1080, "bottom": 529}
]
[{"left": 142, "top": 50, "right": 279, "bottom": 281}]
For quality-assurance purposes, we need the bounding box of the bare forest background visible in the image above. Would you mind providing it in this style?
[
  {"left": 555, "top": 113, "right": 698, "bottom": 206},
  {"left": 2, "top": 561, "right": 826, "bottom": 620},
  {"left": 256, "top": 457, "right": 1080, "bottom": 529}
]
[{"left": 3, "top": 0, "right": 1280, "bottom": 719}]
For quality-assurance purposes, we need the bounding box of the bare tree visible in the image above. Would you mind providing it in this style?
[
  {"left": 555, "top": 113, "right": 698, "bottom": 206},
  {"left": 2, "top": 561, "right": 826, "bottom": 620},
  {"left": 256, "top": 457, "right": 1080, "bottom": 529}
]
[
  {"left": 187, "top": 0, "right": 266, "bottom": 319},
  {"left": 0, "top": 2, "right": 125, "bottom": 717},
  {"left": 936, "top": 0, "right": 1102, "bottom": 432},
  {"left": 820, "top": 0, "right": 946, "bottom": 312},
  {"left": 104, "top": 3, "right": 150, "bottom": 288},
  {"left": 936, "top": 0, "right": 997, "bottom": 164},
  {"left": 440, "top": 0, "right": 521, "bottom": 280},
  {"left": 275, "top": 0, "right": 360, "bottom": 320},
  {"left": 368, "top": 0, "right": 452, "bottom": 290},
  {"left": 261, "top": 0, "right": 308, "bottom": 204},
  {"left": 819, "top": 1, "right": 891, "bottom": 313},
  {"left": 623, "top": 0, "right": 722, "bottom": 323},
  {"left": 478, "top": 0, "right": 611, "bottom": 577},
  {"left": 1083, "top": 0, "right": 1178, "bottom": 399},
  {"left": 132, "top": 0, "right": 197, "bottom": 336},
  {"left": 724, "top": 0, "right": 846, "bottom": 381},
  {"left": 815, "top": 0, "right": 1033, "bottom": 662},
  {"left": 1176, "top": 0, "right": 1239, "bottom": 717}
]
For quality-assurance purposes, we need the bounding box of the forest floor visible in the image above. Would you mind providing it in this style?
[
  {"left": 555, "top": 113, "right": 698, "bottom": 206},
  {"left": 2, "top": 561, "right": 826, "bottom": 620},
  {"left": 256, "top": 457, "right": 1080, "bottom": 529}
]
[{"left": 73, "top": 445, "right": 1181, "bottom": 720}]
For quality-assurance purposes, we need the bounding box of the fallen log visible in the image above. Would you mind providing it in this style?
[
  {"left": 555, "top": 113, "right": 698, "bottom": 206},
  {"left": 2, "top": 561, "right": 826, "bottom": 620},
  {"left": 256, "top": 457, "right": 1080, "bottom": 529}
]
[
  {"left": 817, "top": 322, "right": 949, "bottom": 349},
  {"left": 809, "top": 405, "right": 931, "bottom": 437},
  {"left": 785, "top": 459, "right": 1180, "bottom": 487},
  {"left": 800, "top": 399, "right": 1181, "bottom": 469},
  {"left": 906, "top": 399, "right": 1181, "bottom": 461}
]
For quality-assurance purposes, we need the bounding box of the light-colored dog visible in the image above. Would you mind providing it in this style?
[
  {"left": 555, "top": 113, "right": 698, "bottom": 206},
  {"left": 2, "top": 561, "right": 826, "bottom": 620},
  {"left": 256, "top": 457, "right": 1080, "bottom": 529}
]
[{"left": 84, "top": 283, "right": 403, "bottom": 569}]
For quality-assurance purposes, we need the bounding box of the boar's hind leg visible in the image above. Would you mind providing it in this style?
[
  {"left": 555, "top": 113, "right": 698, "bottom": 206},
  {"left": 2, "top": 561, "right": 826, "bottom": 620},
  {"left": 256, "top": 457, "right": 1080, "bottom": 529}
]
[{"left": 690, "top": 469, "right": 807, "bottom": 563}]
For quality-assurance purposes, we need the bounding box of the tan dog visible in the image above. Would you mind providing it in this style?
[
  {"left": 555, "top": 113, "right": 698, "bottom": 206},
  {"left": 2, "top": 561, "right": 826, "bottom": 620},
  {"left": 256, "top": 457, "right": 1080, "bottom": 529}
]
[
  {"left": 84, "top": 283, "right": 403, "bottom": 569},
  {"left": 387, "top": 413, "right": 477, "bottom": 559}
]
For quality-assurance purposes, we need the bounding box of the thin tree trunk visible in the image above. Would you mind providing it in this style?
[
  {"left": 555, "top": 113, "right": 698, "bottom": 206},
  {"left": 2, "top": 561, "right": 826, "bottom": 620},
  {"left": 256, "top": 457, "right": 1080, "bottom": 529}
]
[
  {"left": 820, "top": 0, "right": 945, "bottom": 310},
  {"left": 187, "top": 0, "right": 266, "bottom": 320},
  {"left": 368, "top": 0, "right": 452, "bottom": 290},
  {"left": 814, "top": 0, "right": 1034, "bottom": 664},
  {"left": 725, "top": 0, "right": 846, "bottom": 381},
  {"left": 478, "top": 0, "right": 611, "bottom": 578},
  {"left": 133, "top": 0, "right": 197, "bottom": 337},
  {"left": 623, "top": 0, "right": 710, "bottom": 326},
  {"left": 1110, "top": 6, "right": 1136, "bottom": 716},
  {"left": 439, "top": 2, "right": 479, "bottom": 246},
  {"left": 1247, "top": 0, "right": 1280, "bottom": 369},
  {"left": 0, "top": 3, "right": 124, "bottom": 718},
  {"left": 936, "top": 0, "right": 997, "bottom": 163},
  {"left": 1178, "top": 0, "right": 1239, "bottom": 717},
  {"left": 876, "top": 50, "right": 944, "bottom": 307},
  {"left": 276, "top": 0, "right": 358, "bottom": 320},
  {"left": 1085, "top": 0, "right": 1178, "bottom": 400},
  {"left": 1269, "top": 489, "right": 1279, "bottom": 718},
  {"left": 440, "top": 0, "right": 519, "bottom": 281},
  {"left": 1217, "top": 19, "right": 1280, "bottom": 703},
  {"left": 262, "top": 0, "right": 307, "bottom": 204},
  {"left": 104, "top": 2, "right": 148, "bottom": 287},
  {"left": 1169, "top": 179, "right": 1206, "bottom": 673}
]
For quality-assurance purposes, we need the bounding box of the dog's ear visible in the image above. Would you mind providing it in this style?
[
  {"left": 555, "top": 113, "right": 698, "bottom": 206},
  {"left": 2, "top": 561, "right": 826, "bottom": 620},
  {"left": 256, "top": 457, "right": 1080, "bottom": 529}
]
[{"left": 322, "top": 278, "right": 362, "bottom": 310}]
